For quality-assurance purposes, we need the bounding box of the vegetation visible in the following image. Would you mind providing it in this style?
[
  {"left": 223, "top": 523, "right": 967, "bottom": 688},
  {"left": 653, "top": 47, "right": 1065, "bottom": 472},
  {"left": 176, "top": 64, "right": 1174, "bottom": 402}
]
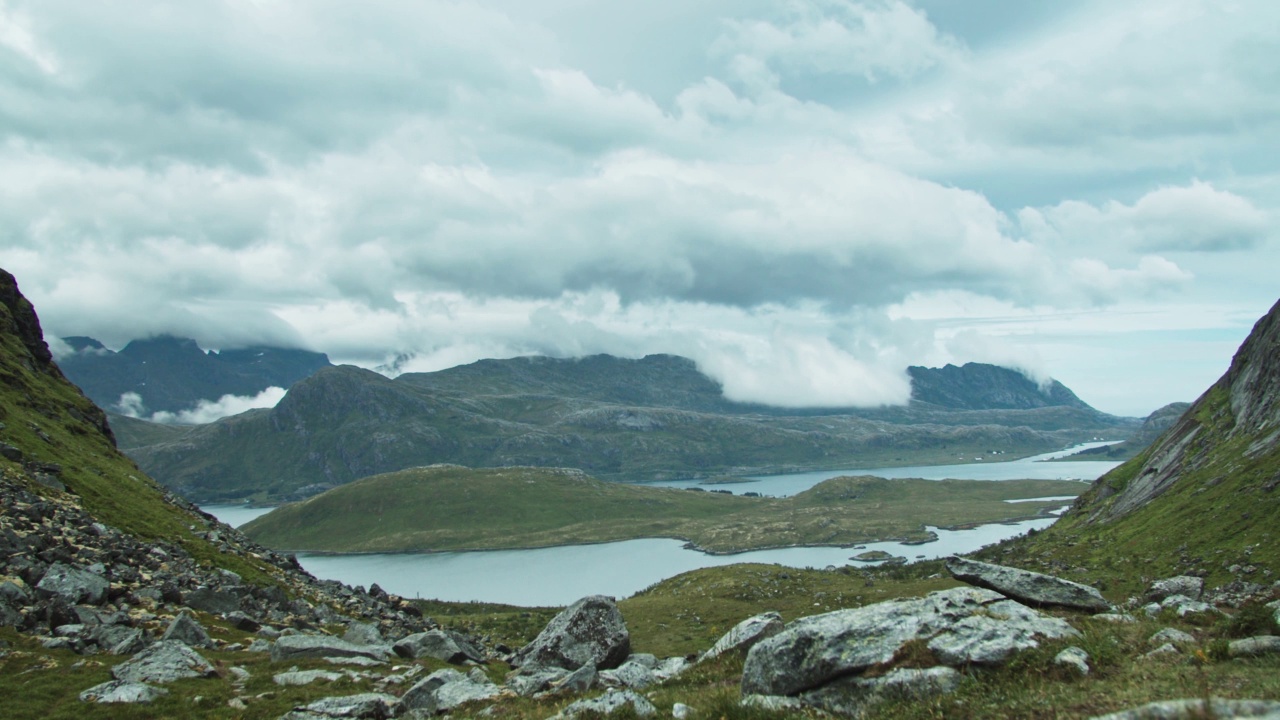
[{"left": 240, "top": 464, "right": 1086, "bottom": 553}]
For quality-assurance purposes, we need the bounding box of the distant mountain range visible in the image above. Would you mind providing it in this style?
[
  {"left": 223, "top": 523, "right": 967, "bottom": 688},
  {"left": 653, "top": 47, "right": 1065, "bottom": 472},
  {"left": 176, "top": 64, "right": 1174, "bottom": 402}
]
[
  {"left": 107, "top": 352, "right": 1137, "bottom": 503},
  {"left": 57, "top": 335, "right": 332, "bottom": 414}
]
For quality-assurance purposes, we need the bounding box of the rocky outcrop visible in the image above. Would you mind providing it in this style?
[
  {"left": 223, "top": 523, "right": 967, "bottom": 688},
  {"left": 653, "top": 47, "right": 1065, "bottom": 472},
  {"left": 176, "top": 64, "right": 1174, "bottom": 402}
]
[
  {"left": 699, "top": 611, "right": 783, "bottom": 663},
  {"left": 392, "top": 629, "right": 484, "bottom": 664},
  {"left": 111, "top": 640, "right": 218, "bottom": 684},
  {"left": 512, "top": 595, "right": 630, "bottom": 671},
  {"left": 271, "top": 635, "right": 392, "bottom": 663},
  {"left": 399, "top": 668, "right": 501, "bottom": 715},
  {"left": 553, "top": 689, "right": 657, "bottom": 718},
  {"left": 946, "top": 556, "right": 1111, "bottom": 612}
]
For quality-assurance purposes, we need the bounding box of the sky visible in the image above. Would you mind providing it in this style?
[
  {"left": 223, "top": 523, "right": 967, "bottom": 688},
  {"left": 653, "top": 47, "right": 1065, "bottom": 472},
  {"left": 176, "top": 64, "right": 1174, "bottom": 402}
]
[{"left": 1, "top": 0, "right": 1277, "bottom": 418}]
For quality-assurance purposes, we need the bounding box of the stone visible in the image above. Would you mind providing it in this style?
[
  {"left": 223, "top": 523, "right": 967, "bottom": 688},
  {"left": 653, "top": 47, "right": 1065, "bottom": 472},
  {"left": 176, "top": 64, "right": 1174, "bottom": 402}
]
[
  {"left": 275, "top": 669, "right": 344, "bottom": 686},
  {"left": 507, "top": 666, "right": 568, "bottom": 697},
  {"left": 112, "top": 640, "right": 218, "bottom": 684},
  {"left": 699, "top": 611, "right": 783, "bottom": 663},
  {"left": 393, "top": 629, "right": 483, "bottom": 664},
  {"left": 1148, "top": 628, "right": 1196, "bottom": 648},
  {"left": 343, "top": 621, "right": 384, "bottom": 646},
  {"left": 600, "top": 658, "right": 657, "bottom": 689},
  {"left": 161, "top": 611, "right": 213, "bottom": 648},
  {"left": 1227, "top": 636, "right": 1280, "bottom": 658},
  {"left": 79, "top": 679, "right": 169, "bottom": 704},
  {"left": 290, "top": 693, "right": 399, "bottom": 719},
  {"left": 1055, "top": 646, "right": 1090, "bottom": 675},
  {"left": 271, "top": 634, "right": 391, "bottom": 663},
  {"left": 1160, "top": 595, "right": 1222, "bottom": 619},
  {"left": 400, "top": 668, "right": 501, "bottom": 714},
  {"left": 1093, "top": 613, "right": 1138, "bottom": 623},
  {"left": 512, "top": 595, "right": 630, "bottom": 671},
  {"left": 183, "top": 587, "right": 240, "bottom": 614},
  {"left": 741, "top": 695, "right": 808, "bottom": 712},
  {"left": 673, "top": 702, "right": 693, "bottom": 719},
  {"left": 946, "top": 556, "right": 1111, "bottom": 612},
  {"left": 93, "top": 624, "right": 148, "bottom": 655},
  {"left": 1144, "top": 643, "right": 1180, "bottom": 658},
  {"left": 35, "top": 563, "right": 109, "bottom": 605},
  {"left": 742, "top": 587, "right": 1076, "bottom": 697},
  {"left": 1090, "top": 698, "right": 1280, "bottom": 719},
  {"left": 799, "top": 667, "right": 961, "bottom": 718},
  {"left": 553, "top": 689, "right": 657, "bottom": 718},
  {"left": 1144, "top": 576, "right": 1205, "bottom": 603},
  {"left": 225, "top": 611, "right": 262, "bottom": 632},
  {"left": 557, "top": 663, "right": 599, "bottom": 694}
]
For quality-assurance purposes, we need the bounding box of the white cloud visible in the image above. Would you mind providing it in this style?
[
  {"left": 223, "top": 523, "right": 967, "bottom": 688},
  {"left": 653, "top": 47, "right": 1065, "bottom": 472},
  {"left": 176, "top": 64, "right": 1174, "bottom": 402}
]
[{"left": 118, "top": 387, "right": 287, "bottom": 425}]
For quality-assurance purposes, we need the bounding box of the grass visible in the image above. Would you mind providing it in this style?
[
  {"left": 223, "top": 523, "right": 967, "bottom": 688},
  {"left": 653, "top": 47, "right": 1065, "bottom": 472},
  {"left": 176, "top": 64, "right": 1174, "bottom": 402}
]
[{"left": 239, "top": 464, "right": 1087, "bottom": 554}]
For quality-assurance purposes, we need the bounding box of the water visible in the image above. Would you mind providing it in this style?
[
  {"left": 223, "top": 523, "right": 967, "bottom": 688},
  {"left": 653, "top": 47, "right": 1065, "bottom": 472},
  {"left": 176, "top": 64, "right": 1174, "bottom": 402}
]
[
  {"left": 293, "top": 517, "right": 1059, "bottom": 607},
  {"left": 200, "top": 444, "right": 1116, "bottom": 607}
]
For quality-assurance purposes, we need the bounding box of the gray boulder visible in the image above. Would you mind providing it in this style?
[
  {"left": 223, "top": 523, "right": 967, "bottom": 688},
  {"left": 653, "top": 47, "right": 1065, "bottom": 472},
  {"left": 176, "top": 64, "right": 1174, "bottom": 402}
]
[
  {"left": 400, "top": 668, "right": 501, "bottom": 714},
  {"left": 600, "top": 658, "right": 657, "bottom": 689},
  {"left": 343, "top": 621, "right": 384, "bottom": 646},
  {"left": 392, "top": 629, "right": 484, "bottom": 664},
  {"left": 799, "top": 667, "right": 960, "bottom": 718},
  {"left": 742, "top": 586, "right": 1076, "bottom": 697},
  {"left": 508, "top": 666, "right": 569, "bottom": 697},
  {"left": 1090, "top": 698, "right": 1280, "bottom": 719},
  {"left": 286, "top": 693, "right": 400, "bottom": 719},
  {"left": 93, "top": 624, "right": 148, "bottom": 655},
  {"left": 183, "top": 587, "right": 241, "bottom": 614},
  {"left": 1148, "top": 628, "right": 1196, "bottom": 648},
  {"left": 161, "top": 611, "right": 213, "bottom": 648},
  {"left": 700, "top": 611, "right": 784, "bottom": 663},
  {"left": 1144, "top": 576, "right": 1205, "bottom": 603},
  {"left": 1055, "top": 647, "right": 1090, "bottom": 675},
  {"left": 946, "top": 556, "right": 1111, "bottom": 612},
  {"left": 79, "top": 680, "right": 169, "bottom": 704},
  {"left": 1228, "top": 636, "right": 1280, "bottom": 658},
  {"left": 275, "top": 669, "right": 344, "bottom": 686},
  {"left": 512, "top": 595, "right": 630, "bottom": 671},
  {"left": 558, "top": 663, "right": 599, "bottom": 694},
  {"left": 111, "top": 640, "right": 218, "bottom": 684},
  {"left": 36, "top": 563, "right": 108, "bottom": 605},
  {"left": 271, "top": 634, "right": 391, "bottom": 663},
  {"left": 553, "top": 689, "right": 657, "bottom": 718}
]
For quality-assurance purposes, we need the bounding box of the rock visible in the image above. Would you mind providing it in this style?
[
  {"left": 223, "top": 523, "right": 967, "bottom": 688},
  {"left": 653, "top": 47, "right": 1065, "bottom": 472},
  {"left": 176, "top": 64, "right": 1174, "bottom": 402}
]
[
  {"left": 246, "top": 638, "right": 273, "bottom": 653},
  {"left": 1055, "top": 646, "right": 1090, "bottom": 675},
  {"left": 1090, "top": 698, "right": 1280, "bottom": 719},
  {"left": 287, "top": 693, "right": 400, "bottom": 719},
  {"left": 112, "top": 640, "right": 218, "bottom": 684},
  {"left": 946, "top": 556, "right": 1111, "bottom": 612},
  {"left": 557, "top": 663, "right": 599, "bottom": 694},
  {"left": 512, "top": 595, "right": 630, "bottom": 671},
  {"left": 1144, "top": 643, "right": 1180, "bottom": 658},
  {"left": 183, "top": 587, "right": 240, "bottom": 614},
  {"left": 343, "top": 621, "right": 384, "bottom": 646},
  {"left": 1160, "top": 595, "right": 1222, "bottom": 619},
  {"left": 742, "top": 586, "right": 1076, "bottom": 697},
  {"left": 553, "top": 689, "right": 657, "bottom": 718},
  {"left": 271, "top": 634, "right": 391, "bottom": 663},
  {"left": 799, "top": 667, "right": 961, "bottom": 718},
  {"left": 35, "top": 563, "right": 108, "bottom": 605},
  {"left": 225, "top": 611, "right": 262, "bottom": 632},
  {"left": 600, "top": 658, "right": 657, "bottom": 689},
  {"left": 400, "top": 668, "right": 501, "bottom": 714},
  {"left": 507, "top": 666, "right": 568, "bottom": 697},
  {"left": 673, "top": 702, "right": 692, "bottom": 719},
  {"left": 1144, "top": 576, "right": 1205, "bottom": 603},
  {"left": 699, "top": 611, "right": 783, "bottom": 663},
  {"left": 1093, "top": 613, "right": 1138, "bottom": 623},
  {"left": 93, "top": 624, "right": 148, "bottom": 655},
  {"left": 1227, "top": 636, "right": 1280, "bottom": 658},
  {"left": 393, "top": 629, "right": 483, "bottom": 664},
  {"left": 741, "top": 695, "right": 808, "bottom": 712},
  {"left": 275, "top": 669, "right": 344, "bottom": 686},
  {"left": 161, "top": 611, "right": 213, "bottom": 648},
  {"left": 1148, "top": 628, "right": 1196, "bottom": 648},
  {"left": 79, "top": 679, "right": 169, "bottom": 704}
]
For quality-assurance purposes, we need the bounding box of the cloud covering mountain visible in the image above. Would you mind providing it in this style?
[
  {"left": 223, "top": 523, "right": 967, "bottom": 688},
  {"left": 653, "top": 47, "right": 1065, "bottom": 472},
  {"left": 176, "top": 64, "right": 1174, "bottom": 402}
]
[{"left": 2, "top": 0, "right": 1275, "bottom": 414}]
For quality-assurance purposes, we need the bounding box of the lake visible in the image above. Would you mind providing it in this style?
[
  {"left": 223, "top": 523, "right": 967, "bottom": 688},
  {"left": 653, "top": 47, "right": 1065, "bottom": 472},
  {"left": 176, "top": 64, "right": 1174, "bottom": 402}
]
[{"left": 201, "top": 444, "right": 1119, "bottom": 607}]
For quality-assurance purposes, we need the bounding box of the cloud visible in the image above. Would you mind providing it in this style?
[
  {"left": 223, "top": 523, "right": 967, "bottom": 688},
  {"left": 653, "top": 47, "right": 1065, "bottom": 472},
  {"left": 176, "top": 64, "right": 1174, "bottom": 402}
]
[{"left": 117, "top": 387, "right": 287, "bottom": 425}]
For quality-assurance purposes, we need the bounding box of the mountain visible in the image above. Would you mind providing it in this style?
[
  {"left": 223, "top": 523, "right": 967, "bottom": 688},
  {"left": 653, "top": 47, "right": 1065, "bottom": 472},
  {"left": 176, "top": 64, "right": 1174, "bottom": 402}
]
[
  {"left": 907, "top": 363, "right": 1089, "bottom": 411},
  {"left": 119, "top": 355, "right": 1134, "bottom": 503},
  {"left": 984, "top": 298, "right": 1280, "bottom": 594},
  {"left": 1057, "top": 401, "right": 1192, "bottom": 462},
  {"left": 56, "top": 334, "right": 332, "bottom": 415}
]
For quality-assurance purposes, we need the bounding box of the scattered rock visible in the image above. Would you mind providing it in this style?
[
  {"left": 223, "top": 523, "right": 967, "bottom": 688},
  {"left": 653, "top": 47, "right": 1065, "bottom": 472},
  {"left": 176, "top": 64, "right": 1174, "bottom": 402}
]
[
  {"left": 512, "top": 595, "right": 630, "bottom": 671},
  {"left": 272, "top": 635, "right": 391, "bottom": 663},
  {"left": 400, "top": 668, "right": 501, "bottom": 714},
  {"left": 343, "top": 621, "right": 384, "bottom": 647},
  {"left": 78, "top": 679, "right": 169, "bottom": 704},
  {"left": 1144, "top": 643, "right": 1180, "bottom": 658},
  {"left": 393, "top": 629, "right": 484, "bottom": 664},
  {"left": 673, "top": 702, "right": 693, "bottom": 719},
  {"left": 112, "top": 640, "right": 218, "bottom": 684},
  {"left": 699, "top": 611, "right": 783, "bottom": 663},
  {"left": 946, "top": 556, "right": 1111, "bottom": 612},
  {"left": 284, "top": 692, "right": 400, "bottom": 719},
  {"left": 1144, "top": 576, "right": 1205, "bottom": 603},
  {"left": 1148, "top": 628, "right": 1196, "bottom": 648},
  {"left": 36, "top": 563, "right": 108, "bottom": 605},
  {"left": 1227, "top": 636, "right": 1280, "bottom": 658},
  {"left": 557, "top": 663, "right": 599, "bottom": 694},
  {"left": 1090, "top": 698, "right": 1280, "bottom": 719},
  {"left": 507, "top": 666, "right": 568, "bottom": 697},
  {"left": 275, "top": 669, "right": 344, "bottom": 686},
  {"left": 553, "top": 689, "right": 657, "bottom": 718},
  {"left": 600, "top": 658, "right": 657, "bottom": 689},
  {"left": 1055, "top": 646, "right": 1090, "bottom": 675},
  {"left": 161, "top": 611, "right": 213, "bottom": 648},
  {"left": 800, "top": 667, "right": 961, "bottom": 718}
]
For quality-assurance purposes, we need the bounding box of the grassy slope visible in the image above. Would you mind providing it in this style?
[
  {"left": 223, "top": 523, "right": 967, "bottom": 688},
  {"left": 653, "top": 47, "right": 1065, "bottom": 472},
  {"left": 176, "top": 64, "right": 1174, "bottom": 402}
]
[
  {"left": 240, "top": 464, "right": 1086, "bottom": 553},
  {"left": 0, "top": 301, "right": 278, "bottom": 586}
]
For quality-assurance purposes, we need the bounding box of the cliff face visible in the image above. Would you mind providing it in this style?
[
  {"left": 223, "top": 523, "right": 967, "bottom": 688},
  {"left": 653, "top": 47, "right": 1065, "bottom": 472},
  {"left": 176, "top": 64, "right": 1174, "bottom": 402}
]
[{"left": 1085, "top": 298, "right": 1280, "bottom": 522}]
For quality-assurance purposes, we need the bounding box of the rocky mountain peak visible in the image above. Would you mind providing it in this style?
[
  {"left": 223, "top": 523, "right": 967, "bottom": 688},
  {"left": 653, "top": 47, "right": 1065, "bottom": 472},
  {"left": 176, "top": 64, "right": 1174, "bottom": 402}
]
[{"left": 0, "top": 269, "right": 56, "bottom": 373}]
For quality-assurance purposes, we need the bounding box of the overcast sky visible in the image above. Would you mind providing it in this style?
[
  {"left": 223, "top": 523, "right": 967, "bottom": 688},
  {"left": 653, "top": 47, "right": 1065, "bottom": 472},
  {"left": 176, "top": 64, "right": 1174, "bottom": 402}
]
[{"left": 2, "top": 0, "right": 1277, "bottom": 417}]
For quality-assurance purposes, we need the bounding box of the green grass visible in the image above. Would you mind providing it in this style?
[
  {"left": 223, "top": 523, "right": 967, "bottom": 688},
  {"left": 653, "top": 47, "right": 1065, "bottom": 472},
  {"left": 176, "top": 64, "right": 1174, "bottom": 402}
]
[{"left": 239, "top": 465, "right": 1087, "bottom": 554}]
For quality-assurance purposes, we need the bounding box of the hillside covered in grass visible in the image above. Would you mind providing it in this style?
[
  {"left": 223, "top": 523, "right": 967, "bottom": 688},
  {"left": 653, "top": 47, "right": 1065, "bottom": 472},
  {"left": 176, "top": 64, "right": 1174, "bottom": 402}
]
[{"left": 240, "top": 464, "right": 1085, "bottom": 553}]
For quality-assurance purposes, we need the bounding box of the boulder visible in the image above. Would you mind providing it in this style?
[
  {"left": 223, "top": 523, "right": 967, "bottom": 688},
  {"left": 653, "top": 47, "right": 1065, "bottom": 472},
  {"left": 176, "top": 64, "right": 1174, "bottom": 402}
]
[
  {"left": 1148, "top": 628, "right": 1196, "bottom": 648},
  {"left": 799, "top": 667, "right": 960, "bottom": 718},
  {"left": 1055, "top": 647, "right": 1090, "bottom": 675},
  {"left": 700, "top": 611, "right": 784, "bottom": 663},
  {"left": 400, "top": 668, "right": 501, "bottom": 714},
  {"left": 392, "top": 629, "right": 484, "bottom": 664},
  {"left": 161, "top": 611, "right": 213, "bottom": 648},
  {"left": 35, "top": 564, "right": 108, "bottom": 605},
  {"left": 553, "top": 689, "right": 657, "bottom": 718},
  {"left": 507, "top": 666, "right": 568, "bottom": 697},
  {"left": 512, "top": 595, "right": 630, "bottom": 671},
  {"left": 111, "top": 640, "right": 218, "bottom": 684},
  {"left": 1144, "top": 576, "right": 1204, "bottom": 603},
  {"left": 271, "top": 634, "right": 391, "bottom": 663},
  {"left": 600, "top": 658, "right": 657, "bottom": 689},
  {"left": 93, "top": 624, "right": 148, "bottom": 655},
  {"left": 1090, "top": 698, "right": 1280, "bottom": 719},
  {"left": 946, "top": 556, "right": 1111, "bottom": 612},
  {"left": 78, "top": 680, "right": 169, "bottom": 704},
  {"left": 285, "top": 693, "right": 399, "bottom": 719},
  {"left": 558, "top": 663, "right": 599, "bottom": 694},
  {"left": 742, "top": 586, "right": 1076, "bottom": 697},
  {"left": 182, "top": 587, "right": 240, "bottom": 614},
  {"left": 1227, "top": 636, "right": 1280, "bottom": 658},
  {"left": 275, "top": 669, "right": 344, "bottom": 686},
  {"left": 343, "top": 621, "right": 384, "bottom": 647}
]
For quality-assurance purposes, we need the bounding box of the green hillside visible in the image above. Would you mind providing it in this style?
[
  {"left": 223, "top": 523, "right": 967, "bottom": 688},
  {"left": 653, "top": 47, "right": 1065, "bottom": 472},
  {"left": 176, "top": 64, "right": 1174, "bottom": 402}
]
[{"left": 240, "top": 464, "right": 1085, "bottom": 553}]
